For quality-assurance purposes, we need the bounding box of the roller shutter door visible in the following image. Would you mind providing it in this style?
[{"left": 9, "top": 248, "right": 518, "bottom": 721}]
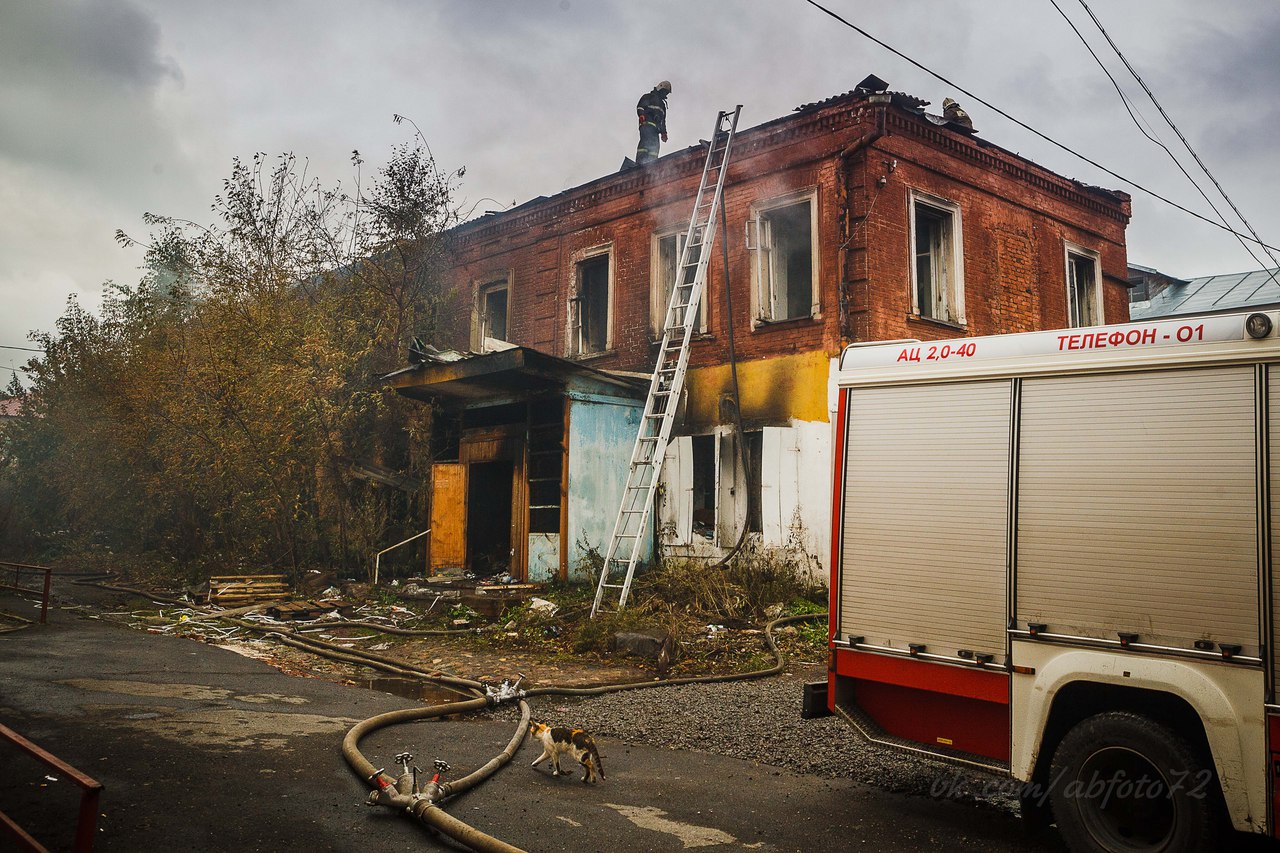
[
  {"left": 840, "top": 380, "right": 1011, "bottom": 663},
  {"left": 1269, "top": 368, "right": 1280, "bottom": 688},
  {"left": 1016, "top": 366, "right": 1259, "bottom": 655}
]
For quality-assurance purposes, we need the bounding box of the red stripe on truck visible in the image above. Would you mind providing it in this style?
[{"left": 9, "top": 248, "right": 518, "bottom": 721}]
[
  {"left": 833, "top": 646, "right": 1009, "bottom": 704},
  {"left": 834, "top": 647, "right": 1011, "bottom": 761}
]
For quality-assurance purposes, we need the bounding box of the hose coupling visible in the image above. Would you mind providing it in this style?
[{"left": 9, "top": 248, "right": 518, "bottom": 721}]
[{"left": 484, "top": 675, "right": 526, "bottom": 705}]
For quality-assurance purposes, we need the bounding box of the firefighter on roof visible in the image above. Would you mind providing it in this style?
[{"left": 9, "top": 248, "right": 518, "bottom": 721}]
[{"left": 635, "top": 80, "right": 671, "bottom": 165}]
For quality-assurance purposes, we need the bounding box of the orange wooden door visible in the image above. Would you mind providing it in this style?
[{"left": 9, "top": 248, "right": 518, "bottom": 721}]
[{"left": 429, "top": 463, "right": 467, "bottom": 574}]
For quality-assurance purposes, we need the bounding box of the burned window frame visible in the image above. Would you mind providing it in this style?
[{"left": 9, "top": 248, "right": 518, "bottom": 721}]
[
  {"left": 472, "top": 273, "right": 512, "bottom": 349},
  {"left": 569, "top": 245, "right": 613, "bottom": 357},
  {"left": 650, "top": 227, "right": 709, "bottom": 337},
  {"left": 662, "top": 428, "right": 764, "bottom": 547},
  {"left": 1065, "top": 242, "right": 1103, "bottom": 329},
  {"left": 748, "top": 189, "right": 820, "bottom": 325},
  {"left": 908, "top": 190, "right": 966, "bottom": 326}
]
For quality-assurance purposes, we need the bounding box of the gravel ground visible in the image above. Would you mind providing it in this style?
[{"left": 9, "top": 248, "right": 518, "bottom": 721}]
[{"left": 484, "top": 666, "right": 1022, "bottom": 816}]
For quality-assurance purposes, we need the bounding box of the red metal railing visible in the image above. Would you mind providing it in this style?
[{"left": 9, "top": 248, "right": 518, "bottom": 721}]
[
  {"left": 0, "top": 562, "right": 52, "bottom": 625},
  {"left": 0, "top": 723, "right": 102, "bottom": 852}
]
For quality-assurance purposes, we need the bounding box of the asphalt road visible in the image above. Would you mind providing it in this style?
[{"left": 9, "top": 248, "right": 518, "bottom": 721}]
[{"left": 0, "top": 581, "right": 1051, "bottom": 853}]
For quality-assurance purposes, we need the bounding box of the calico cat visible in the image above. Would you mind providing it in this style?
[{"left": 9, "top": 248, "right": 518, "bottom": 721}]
[{"left": 529, "top": 720, "right": 605, "bottom": 783}]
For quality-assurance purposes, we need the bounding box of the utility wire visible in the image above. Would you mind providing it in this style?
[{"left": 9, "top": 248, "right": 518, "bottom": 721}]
[
  {"left": 1049, "top": 0, "right": 1278, "bottom": 284},
  {"left": 1070, "top": 0, "right": 1280, "bottom": 290},
  {"left": 799, "top": 0, "right": 1280, "bottom": 255},
  {"left": 0, "top": 344, "right": 42, "bottom": 352}
]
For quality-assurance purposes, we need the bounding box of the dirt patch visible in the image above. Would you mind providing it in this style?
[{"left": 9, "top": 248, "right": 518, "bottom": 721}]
[{"left": 226, "top": 633, "right": 654, "bottom": 692}]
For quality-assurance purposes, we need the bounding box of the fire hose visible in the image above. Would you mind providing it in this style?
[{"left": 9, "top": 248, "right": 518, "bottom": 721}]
[{"left": 74, "top": 572, "right": 823, "bottom": 851}]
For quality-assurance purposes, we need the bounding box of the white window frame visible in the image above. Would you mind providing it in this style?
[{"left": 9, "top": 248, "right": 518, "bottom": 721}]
[
  {"left": 472, "top": 273, "right": 511, "bottom": 350},
  {"left": 568, "top": 244, "right": 613, "bottom": 357},
  {"left": 746, "top": 189, "right": 820, "bottom": 325},
  {"left": 1065, "top": 242, "right": 1104, "bottom": 328},
  {"left": 650, "top": 227, "right": 709, "bottom": 337},
  {"left": 908, "top": 190, "right": 966, "bottom": 326}
]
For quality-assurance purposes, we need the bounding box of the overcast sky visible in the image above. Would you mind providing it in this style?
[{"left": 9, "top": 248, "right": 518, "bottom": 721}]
[{"left": 2, "top": 0, "right": 1278, "bottom": 378}]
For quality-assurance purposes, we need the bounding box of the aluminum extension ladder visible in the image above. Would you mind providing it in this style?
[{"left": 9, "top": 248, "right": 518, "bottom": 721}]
[{"left": 592, "top": 105, "right": 742, "bottom": 617}]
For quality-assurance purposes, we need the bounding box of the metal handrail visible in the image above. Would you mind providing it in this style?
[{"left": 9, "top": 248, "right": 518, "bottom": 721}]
[
  {"left": 372, "top": 529, "right": 430, "bottom": 585},
  {"left": 0, "top": 723, "right": 102, "bottom": 852},
  {"left": 0, "top": 562, "right": 52, "bottom": 624}
]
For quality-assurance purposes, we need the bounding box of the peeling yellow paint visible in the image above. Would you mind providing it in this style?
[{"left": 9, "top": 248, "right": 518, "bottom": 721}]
[{"left": 684, "top": 350, "right": 832, "bottom": 427}]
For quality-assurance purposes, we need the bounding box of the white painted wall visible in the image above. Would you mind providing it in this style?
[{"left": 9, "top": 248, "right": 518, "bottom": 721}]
[{"left": 656, "top": 357, "right": 839, "bottom": 581}]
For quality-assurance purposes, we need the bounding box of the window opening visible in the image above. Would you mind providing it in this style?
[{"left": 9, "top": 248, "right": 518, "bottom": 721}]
[
  {"left": 913, "top": 200, "right": 957, "bottom": 322},
  {"left": 527, "top": 397, "right": 564, "bottom": 535},
  {"left": 755, "top": 200, "right": 814, "bottom": 321},
  {"left": 465, "top": 460, "right": 513, "bottom": 577},
  {"left": 575, "top": 254, "right": 610, "bottom": 354},
  {"left": 479, "top": 284, "right": 508, "bottom": 343},
  {"left": 1067, "top": 251, "right": 1100, "bottom": 328},
  {"left": 654, "top": 231, "right": 704, "bottom": 334},
  {"left": 745, "top": 430, "right": 763, "bottom": 534},
  {"left": 691, "top": 434, "right": 715, "bottom": 540}
]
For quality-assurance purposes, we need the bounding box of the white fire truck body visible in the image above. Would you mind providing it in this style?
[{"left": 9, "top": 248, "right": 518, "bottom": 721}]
[{"left": 828, "top": 311, "right": 1280, "bottom": 848}]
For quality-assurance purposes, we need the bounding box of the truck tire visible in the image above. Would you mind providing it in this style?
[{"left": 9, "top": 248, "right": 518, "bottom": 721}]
[{"left": 1049, "top": 711, "right": 1218, "bottom": 853}]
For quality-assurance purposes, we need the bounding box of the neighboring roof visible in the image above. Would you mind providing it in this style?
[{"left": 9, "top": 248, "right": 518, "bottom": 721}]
[
  {"left": 386, "top": 345, "right": 646, "bottom": 405},
  {"left": 0, "top": 397, "right": 23, "bottom": 418},
  {"left": 1130, "top": 268, "right": 1280, "bottom": 320}
]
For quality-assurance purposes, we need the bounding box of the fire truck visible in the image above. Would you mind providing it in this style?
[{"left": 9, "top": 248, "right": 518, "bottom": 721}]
[{"left": 825, "top": 311, "right": 1280, "bottom": 852}]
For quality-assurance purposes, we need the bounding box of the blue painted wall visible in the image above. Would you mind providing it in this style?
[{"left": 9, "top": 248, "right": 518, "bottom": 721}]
[
  {"left": 527, "top": 533, "right": 559, "bottom": 582},
  {"left": 565, "top": 393, "right": 650, "bottom": 581}
]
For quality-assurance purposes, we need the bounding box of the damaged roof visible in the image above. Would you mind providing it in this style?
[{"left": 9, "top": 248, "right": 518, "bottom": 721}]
[
  {"left": 448, "top": 73, "right": 1129, "bottom": 243},
  {"left": 795, "top": 73, "right": 930, "bottom": 114},
  {"left": 385, "top": 345, "right": 646, "bottom": 405}
]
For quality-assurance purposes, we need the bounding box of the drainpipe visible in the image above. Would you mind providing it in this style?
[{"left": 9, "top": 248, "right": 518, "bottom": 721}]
[{"left": 837, "top": 104, "right": 886, "bottom": 344}]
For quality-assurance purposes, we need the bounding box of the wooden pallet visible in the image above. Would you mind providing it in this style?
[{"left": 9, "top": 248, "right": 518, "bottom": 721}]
[
  {"left": 209, "top": 574, "right": 289, "bottom": 605},
  {"left": 264, "top": 600, "right": 353, "bottom": 621}
]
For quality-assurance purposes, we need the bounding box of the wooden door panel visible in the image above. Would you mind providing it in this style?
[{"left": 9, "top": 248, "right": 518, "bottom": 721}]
[{"left": 430, "top": 463, "right": 467, "bottom": 573}]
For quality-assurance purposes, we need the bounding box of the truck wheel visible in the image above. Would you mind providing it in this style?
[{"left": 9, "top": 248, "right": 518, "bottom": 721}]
[{"left": 1049, "top": 711, "right": 1218, "bottom": 853}]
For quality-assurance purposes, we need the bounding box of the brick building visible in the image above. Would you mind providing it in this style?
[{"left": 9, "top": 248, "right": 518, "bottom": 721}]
[{"left": 391, "top": 75, "right": 1132, "bottom": 583}]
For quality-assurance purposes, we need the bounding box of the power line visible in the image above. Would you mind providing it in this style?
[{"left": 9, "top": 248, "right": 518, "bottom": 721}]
[
  {"left": 799, "top": 0, "right": 1280, "bottom": 255},
  {"left": 0, "top": 344, "right": 42, "bottom": 352},
  {"left": 1070, "top": 0, "right": 1280, "bottom": 288},
  {"left": 1048, "top": 0, "right": 1278, "bottom": 283}
]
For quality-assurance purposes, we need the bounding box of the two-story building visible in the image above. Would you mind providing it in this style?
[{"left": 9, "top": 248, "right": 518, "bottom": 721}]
[{"left": 389, "top": 74, "right": 1132, "bottom": 584}]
